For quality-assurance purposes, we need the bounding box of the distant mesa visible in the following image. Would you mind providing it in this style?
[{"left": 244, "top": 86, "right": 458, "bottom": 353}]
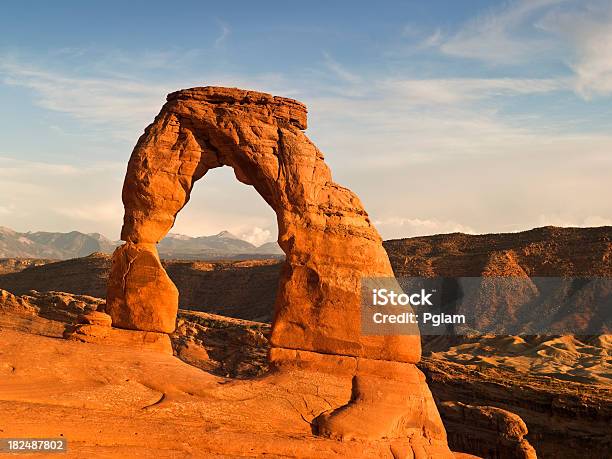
[{"left": 384, "top": 225, "right": 612, "bottom": 278}]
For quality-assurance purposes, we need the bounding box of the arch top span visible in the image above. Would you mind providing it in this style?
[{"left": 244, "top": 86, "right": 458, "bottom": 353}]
[{"left": 166, "top": 86, "right": 308, "bottom": 130}]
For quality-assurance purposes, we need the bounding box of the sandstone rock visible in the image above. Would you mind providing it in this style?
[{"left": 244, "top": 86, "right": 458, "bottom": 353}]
[
  {"left": 106, "top": 242, "right": 178, "bottom": 333},
  {"left": 0, "top": 289, "right": 38, "bottom": 315},
  {"left": 270, "top": 348, "right": 451, "bottom": 455},
  {"left": 65, "top": 323, "right": 173, "bottom": 354},
  {"left": 105, "top": 86, "right": 449, "bottom": 453},
  {"left": 108, "top": 86, "right": 421, "bottom": 363},
  {"left": 174, "top": 339, "right": 211, "bottom": 371},
  {"left": 438, "top": 401, "right": 536, "bottom": 459},
  {"left": 79, "top": 310, "right": 112, "bottom": 327}
]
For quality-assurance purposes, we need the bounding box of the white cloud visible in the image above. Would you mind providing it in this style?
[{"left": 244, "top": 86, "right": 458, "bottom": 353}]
[
  {"left": 436, "top": 0, "right": 612, "bottom": 98},
  {"left": 306, "top": 79, "right": 612, "bottom": 239},
  {"left": 537, "top": 2, "right": 612, "bottom": 98},
  {"left": 0, "top": 54, "right": 298, "bottom": 143},
  {"left": 240, "top": 227, "right": 274, "bottom": 246},
  {"left": 0, "top": 156, "right": 124, "bottom": 237},
  {"left": 421, "top": 28, "right": 444, "bottom": 48},
  {"left": 401, "top": 25, "right": 444, "bottom": 50},
  {"left": 0, "top": 60, "right": 167, "bottom": 140},
  {"left": 0, "top": 156, "right": 122, "bottom": 177},
  {"left": 439, "top": 0, "right": 566, "bottom": 64},
  {"left": 214, "top": 20, "right": 231, "bottom": 48},
  {"left": 382, "top": 77, "right": 566, "bottom": 105},
  {"left": 54, "top": 202, "right": 124, "bottom": 224},
  {"left": 373, "top": 217, "right": 476, "bottom": 239},
  {"left": 322, "top": 52, "right": 362, "bottom": 84}
]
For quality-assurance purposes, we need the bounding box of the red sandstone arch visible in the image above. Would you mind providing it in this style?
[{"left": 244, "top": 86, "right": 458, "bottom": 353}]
[
  {"left": 106, "top": 87, "right": 452, "bottom": 454},
  {"left": 107, "top": 86, "right": 420, "bottom": 363}
]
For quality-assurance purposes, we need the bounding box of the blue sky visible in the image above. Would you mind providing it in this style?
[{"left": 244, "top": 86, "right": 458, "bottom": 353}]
[{"left": 1, "top": 0, "right": 611, "bottom": 244}]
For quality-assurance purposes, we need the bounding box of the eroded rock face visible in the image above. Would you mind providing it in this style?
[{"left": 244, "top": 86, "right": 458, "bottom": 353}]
[
  {"left": 439, "top": 401, "right": 536, "bottom": 459},
  {"left": 106, "top": 86, "right": 450, "bottom": 454},
  {"left": 107, "top": 243, "right": 178, "bottom": 333},
  {"left": 108, "top": 86, "right": 420, "bottom": 362}
]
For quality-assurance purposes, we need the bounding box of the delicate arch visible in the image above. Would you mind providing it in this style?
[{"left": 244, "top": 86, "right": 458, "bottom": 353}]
[{"left": 107, "top": 86, "right": 420, "bottom": 364}]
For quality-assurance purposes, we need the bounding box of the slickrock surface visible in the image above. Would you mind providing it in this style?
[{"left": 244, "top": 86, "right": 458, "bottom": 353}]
[
  {"left": 1, "top": 329, "right": 403, "bottom": 459},
  {"left": 0, "top": 294, "right": 464, "bottom": 458},
  {"left": 0, "top": 292, "right": 542, "bottom": 458},
  {"left": 66, "top": 311, "right": 174, "bottom": 355},
  {"left": 104, "top": 86, "right": 447, "bottom": 452},
  {"left": 5, "top": 290, "right": 611, "bottom": 458}
]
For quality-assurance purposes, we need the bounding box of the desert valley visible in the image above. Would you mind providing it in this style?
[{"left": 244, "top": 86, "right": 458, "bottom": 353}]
[{"left": 1, "top": 223, "right": 610, "bottom": 458}]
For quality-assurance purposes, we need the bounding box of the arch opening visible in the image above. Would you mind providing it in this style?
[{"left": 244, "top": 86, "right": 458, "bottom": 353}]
[
  {"left": 160, "top": 165, "right": 283, "bottom": 324},
  {"left": 171, "top": 165, "right": 279, "bottom": 251}
]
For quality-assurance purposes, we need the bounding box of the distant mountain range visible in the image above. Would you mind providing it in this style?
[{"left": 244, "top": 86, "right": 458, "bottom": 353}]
[
  {"left": 158, "top": 231, "right": 283, "bottom": 259},
  {"left": 0, "top": 226, "right": 283, "bottom": 259}
]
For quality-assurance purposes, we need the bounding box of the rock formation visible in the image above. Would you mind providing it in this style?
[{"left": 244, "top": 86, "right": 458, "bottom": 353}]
[
  {"left": 65, "top": 310, "right": 173, "bottom": 354},
  {"left": 106, "top": 86, "right": 452, "bottom": 454},
  {"left": 384, "top": 226, "right": 612, "bottom": 278},
  {"left": 439, "top": 401, "right": 536, "bottom": 459},
  {"left": 385, "top": 226, "right": 612, "bottom": 335}
]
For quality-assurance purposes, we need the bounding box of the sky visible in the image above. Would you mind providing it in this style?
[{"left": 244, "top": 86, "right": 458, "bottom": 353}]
[{"left": 1, "top": 0, "right": 611, "bottom": 245}]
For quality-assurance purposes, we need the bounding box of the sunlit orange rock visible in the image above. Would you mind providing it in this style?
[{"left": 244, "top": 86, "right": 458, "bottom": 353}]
[
  {"left": 106, "top": 86, "right": 452, "bottom": 454},
  {"left": 106, "top": 242, "right": 178, "bottom": 333}
]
